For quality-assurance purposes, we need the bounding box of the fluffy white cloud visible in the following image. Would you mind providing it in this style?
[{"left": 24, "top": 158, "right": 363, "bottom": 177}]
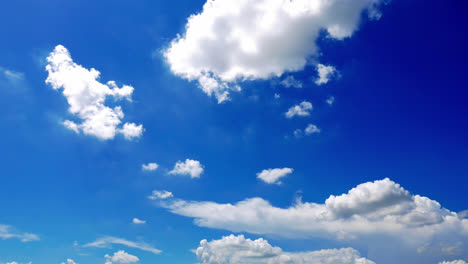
[
  {"left": 132, "top": 218, "right": 146, "bottom": 224},
  {"left": 156, "top": 178, "right": 468, "bottom": 263},
  {"left": 0, "top": 224, "right": 39, "bottom": 242},
  {"left": 148, "top": 190, "right": 174, "bottom": 200},
  {"left": 142, "top": 163, "right": 159, "bottom": 171},
  {"left": 285, "top": 101, "right": 313, "bottom": 118},
  {"left": 196, "top": 234, "right": 375, "bottom": 264},
  {"left": 440, "top": 261, "right": 468, "bottom": 264},
  {"left": 315, "top": 64, "right": 337, "bottom": 85},
  {"left": 84, "top": 236, "right": 161, "bottom": 254},
  {"left": 45, "top": 45, "right": 143, "bottom": 140},
  {"left": 105, "top": 251, "right": 139, "bottom": 264},
  {"left": 305, "top": 124, "right": 321, "bottom": 135},
  {"left": 61, "top": 259, "right": 76, "bottom": 264},
  {"left": 169, "top": 159, "right": 204, "bottom": 178},
  {"left": 164, "top": 0, "right": 383, "bottom": 102},
  {"left": 257, "top": 168, "right": 293, "bottom": 185},
  {"left": 326, "top": 95, "right": 335, "bottom": 105},
  {"left": 281, "top": 76, "right": 302, "bottom": 88}
]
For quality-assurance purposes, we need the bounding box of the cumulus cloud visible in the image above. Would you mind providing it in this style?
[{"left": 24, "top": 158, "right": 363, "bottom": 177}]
[
  {"left": 285, "top": 101, "right": 313, "bottom": 118},
  {"left": 45, "top": 45, "right": 143, "bottom": 140},
  {"left": 148, "top": 190, "right": 174, "bottom": 200},
  {"left": 105, "top": 251, "right": 139, "bottom": 264},
  {"left": 164, "top": 0, "right": 384, "bottom": 102},
  {"left": 61, "top": 259, "right": 76, "bottom": 264},
  {"left": 84, "top": 236, "right": 161, "bottom": 254},
  {"left": 315, "top": 64, "right": 337, "bottom": 85},
  {"left": 132, "top": 218, "right": 146, "bottom": 224},
  {"left": 142, "top": 163, "right": 159, "bottom": 171},
  {"left": 169, "top": 159, "right": 204, "bottom": 178},
  {"left": 305, "top": 124, "right": 321, "bottom": 135},
  {"left": 281, "top": 76, "right": 303, "bottom": 88},
  {"left": 196, "top": 234, "right": 375, "bottom": 264},
  {"left": 0, "top": 224, "right": 39, "bottom": 242},
  {"left": 326, "top": 95, "right": 335, "bottom": 105},
  {"left": 156, "top": 178, "right": 468, "bottom": 263},
  {"left": 257, "top": 168, "right": 293, "bottom": 185}
]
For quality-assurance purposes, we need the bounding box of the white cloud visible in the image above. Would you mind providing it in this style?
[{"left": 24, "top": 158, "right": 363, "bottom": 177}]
[
  {"left": 61, "top": 259, "right": 76, "bottom": 264},
  {"left": 142, "top": 163, "right": 159, "bottom": 171},
  {"left": 274, "top": 93, "right": 280, "bottom": 99},
  {"left": 105, "top": 251, "right": 139, "bottom": 264},
  {"left": 196, "top": 234, "right": 375, "bottom": 264},
  {"left": 0, "top": 224, "right": 39, "bottom": 242},
  {"left": 257, "top": 168, "right": 293, "bottom": 185},
  {"left": 0, "top": 66, "right": 24, "bottom": 81},
  {"left": 315, "top": 64, "right": 337, "bottom": 85},
  {"left": 169, "top": 159, "right": 204, "bottom": 178},
  {"left": 440, "top": 261, "right": 468, "bottom": 264},
  {"left": 132, "top": 218, "right": 146, "bottom": 224},
  {"left": 281, "top": 76, "right": 302, "bottom": 88},
  {"left": 45, "top": 45, "right": 143, "bottom": 140},
  {"left": 305, "top": 124, "right": 321, "bottom": 135},
  {"left": 157, "top": 178, "right": 468, "bottom": 263},
  {"left": 285, "top": 101, "right": 312, "bottom": 118},
  {"left": 148, "top": 190, "right": 174, "bottom": 200},
  {"left": 326, "top": 95, "right": 335, "bottom": 105},
  {"left": 7, "top": 262, "right": 19, "bottom": 264},
  {"left": 84, "top": 236, "right": 162, "bottom": 254},
  {"left": 164, "top": 0, "right": 384, "bottom": 102}
]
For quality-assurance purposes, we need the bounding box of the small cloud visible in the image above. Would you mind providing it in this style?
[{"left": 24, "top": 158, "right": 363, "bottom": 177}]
[
  {"left": 105, "top": 251, "right": 139, "bottom": 264},
  {"left": 257, "top": 168, "right": 293, "bottom": 185},
  {"left": 132, "top": 218, "right": 146, "bottom": 224},
  {"left": 0, "top": 67, "right": 24, "bottom": 81},
  {"left": 285, "top": 101, "right": 313, "bottom": 119},
  {"left": 84, "top": 236, "right": 162, "bottom": 254},
  {"left": 142, "top": 163, "right": 159, "bottom": 171},
  {"left": 169, "top": 159, "right": 204, "bottom": 178},
  {"left": 304, "top": 124, "right": 321, "bottom": 135},
  {"left": 0, "top": 224, "right": 39, "bottom": 242},
  {"left": 274, "top": 93, "right": 280, "bottom": 99},
  {"left": 148, "top": 190, "right": 173, "bottom": 200},
  {"left": 315, "top": 64, "right": 336, "bottom": 85},
  {"left": 280, "top": 76, "right": 302, "bottom": 88},
  {"left": 326, "top": 96, "right": 335, "bottom": 105},
  {"left": 61, "top": 259, "right": 77, "bottom": 264}
]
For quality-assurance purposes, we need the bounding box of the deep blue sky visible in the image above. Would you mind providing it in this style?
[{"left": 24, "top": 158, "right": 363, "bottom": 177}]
[{"left": 0, "top": 0, "right": 467, "bottom": 264}]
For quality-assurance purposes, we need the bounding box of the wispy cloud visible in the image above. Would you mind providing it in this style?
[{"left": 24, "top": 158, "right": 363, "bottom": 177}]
[
  {"left": 0, "top": 224, "right": 39, "bottom": 242},
  {"left": 84, "top": 236, "right": 161, "bottom": 254}
]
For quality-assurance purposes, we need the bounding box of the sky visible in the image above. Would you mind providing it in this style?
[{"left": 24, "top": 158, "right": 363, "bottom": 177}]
[{"left": 0, "top": 0, "right": 467, "bottom": 264}]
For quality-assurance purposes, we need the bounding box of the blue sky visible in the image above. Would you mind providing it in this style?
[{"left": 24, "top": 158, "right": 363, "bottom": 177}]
[{"left": 0, "top": 0, "right": 467, "bottom": 264}]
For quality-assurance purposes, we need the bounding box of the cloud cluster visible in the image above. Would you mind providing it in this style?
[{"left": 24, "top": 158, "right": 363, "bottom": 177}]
[
  {"left": 0, "top": 224, "right": 39, "bottom": 242},
  {"left": 285, "top": 101, "right": 313, "bottom": 118},
  {"left": 45, "top": 45, "right": 143, "bottom": 140},
  {"left": 169, "top": 159, "right": 204, "bottom": 178},
  {"left": 142, "top": 163, "right": 159, "bottom": 171},
  {"left": 155, "top": 178, "right": 468, "bottom": 262},
  {"left": 196, "top": 234, "right": 375, "bottom": 264},
  {"left": 105, "top": 251, "right": 139, "bottom": 264},
  {"left": 164, "top": 0, "right": 383, "bottom": 102},
  {"left": 257, "top": 168, "right": 293, "bottom": 185},
  {"left": 148, "top": 190, "right": 174, "bottom": 200},
  {"left": 84, "top": 236, "right": 161, "bottom": 254}
]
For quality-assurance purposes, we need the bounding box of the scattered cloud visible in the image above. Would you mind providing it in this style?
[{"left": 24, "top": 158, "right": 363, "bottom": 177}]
[
  {"left": 439, "top": 261, "right": 468, "bottom": 264},
  {"left": 0, "top": 224, "right": 39, "bottom": 242},
  {"left": 285, "top": 101, "right": 313, "bottom": 118},
  {"left": 132, "top": 218, "right": 146, "bottom": 224},
  {"left": 305, "top": 124, "right": 321, "bottom": 135},
  {"left": 84, "top": 236, "right": 161, "bottom": 254},
  {"left": 61, "top": 259, "right": 76, "bottom": 264},
  {"left": 274, "top": 93, "right": 280, "bottom": 99},
  {"left": 169, "top": 159, "right": 204, "bottom": 178},
  {"left": 148, "top": 190, "right": 174, "bottom": 200},
  {"left": 105, "top": 251, "right": 139, "bottom": 264},
  {"left": 196, "top": 234, "right": 375, "bottom": 264},
  {"left": 315, "top": 64, "right": 337, "bottom": 85},
  {"left": 45, "top": 45, "right": 143, "bottom": 140},
  {"left": 164, "top": 0, "right": 384, "bottom": 102},
  {"left": 257, "top": 168, "right": 293, "bottom": 185},
  {"left": 326, "top": 95, "right": 335, "bottom": 105},
  {"left": 156, "top": 178, "right": 468, "bottom": 262},
  {"left": 142, "top": 163, "right": 159, "bottom": 171},
  {"left": 281, "top": 76, "right": 302, "bottom": 88}
]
